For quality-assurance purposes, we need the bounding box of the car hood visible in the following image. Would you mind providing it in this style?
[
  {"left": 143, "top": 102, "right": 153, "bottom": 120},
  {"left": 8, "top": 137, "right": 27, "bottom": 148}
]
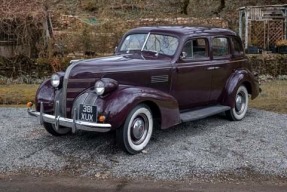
[{"left": 67, "top": 54, "right": 172, "bottom": 79}]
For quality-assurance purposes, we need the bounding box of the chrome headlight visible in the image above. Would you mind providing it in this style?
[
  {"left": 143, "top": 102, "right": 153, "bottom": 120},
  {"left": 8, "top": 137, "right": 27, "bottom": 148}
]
[
  {"left": 95, "top": 80, "right": 105, "bottom": 95},
  {"left": 51, "top": 73, "right": 60, "bottom": 88},
  {"left": 94, "top": 78, "right": 118, "bottom": 96}
]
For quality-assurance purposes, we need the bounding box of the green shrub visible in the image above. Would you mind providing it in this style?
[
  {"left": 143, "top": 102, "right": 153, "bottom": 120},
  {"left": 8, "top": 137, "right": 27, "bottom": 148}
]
[{"left": 248, "top": 54, "right": 287, "bottom": 76}]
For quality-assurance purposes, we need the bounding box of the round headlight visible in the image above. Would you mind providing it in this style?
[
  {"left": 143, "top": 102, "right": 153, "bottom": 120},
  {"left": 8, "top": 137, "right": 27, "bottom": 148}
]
[
  {"left": 95, "top": 80, "right": 105, "bottom": 95},
  {"left": 51, "top": 74, "right": 60, "bottom": 88}
]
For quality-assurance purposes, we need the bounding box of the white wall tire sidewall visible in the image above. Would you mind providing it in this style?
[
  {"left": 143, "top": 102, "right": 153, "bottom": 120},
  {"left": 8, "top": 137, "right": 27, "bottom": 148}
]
[
  {"left": 232, "top": 86, "right": 249, "bottom": 120},
  {"left": 126, "top": 107, "right": 153, "bottom": 152}
]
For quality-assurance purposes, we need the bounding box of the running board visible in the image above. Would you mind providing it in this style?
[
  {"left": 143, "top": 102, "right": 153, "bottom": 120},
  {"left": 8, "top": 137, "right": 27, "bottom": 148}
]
[{"left": 180, "top": 105, "right": 231, "bottom": 122}]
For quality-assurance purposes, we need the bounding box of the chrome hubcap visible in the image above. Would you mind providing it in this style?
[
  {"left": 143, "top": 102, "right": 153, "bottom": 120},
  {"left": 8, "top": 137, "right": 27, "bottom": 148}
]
[
  {"left": 132, "top": 118, "right": 145, "bottom": 140},
  {"left": 131, "top": 115, "right": 148, "bottom": 145},
  {"left": 235, "top": 92, "right": 246, "bottom": 114}
]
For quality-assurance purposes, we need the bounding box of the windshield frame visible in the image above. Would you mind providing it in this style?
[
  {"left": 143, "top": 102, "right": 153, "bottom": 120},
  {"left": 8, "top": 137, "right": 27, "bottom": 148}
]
[{"left": 118, "top": 32, "right": 180, "bottom": 57}]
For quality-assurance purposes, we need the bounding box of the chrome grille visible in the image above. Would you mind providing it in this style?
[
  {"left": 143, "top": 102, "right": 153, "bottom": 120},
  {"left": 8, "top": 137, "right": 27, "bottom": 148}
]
[{"left": 65, "top": 78, "right": 96, "bottom": 117}]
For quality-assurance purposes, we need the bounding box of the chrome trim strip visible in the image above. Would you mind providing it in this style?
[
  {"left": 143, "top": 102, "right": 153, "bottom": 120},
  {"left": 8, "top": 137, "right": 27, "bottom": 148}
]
[
  {"left": 63, "top": 74, "right": 68, "bottom": 117},
  {"left": 151, "top": 75, "right": 169, "bottom": 83},
  {"left": 63, "top": 60, "right": 82, "bottom": 117},
  {"left": 67, "top": 88, "right": 85, "bottom": 93},
  {"left": 28, "top": 108, "right": 112, "bottom": 133},
  {"left": 68, "top": 78, "right": 96, "bottom": 83}
]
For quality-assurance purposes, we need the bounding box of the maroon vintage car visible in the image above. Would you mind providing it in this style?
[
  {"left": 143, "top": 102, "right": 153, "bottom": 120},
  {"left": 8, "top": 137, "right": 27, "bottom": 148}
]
[{"left": 28, "top": 26, "right": 260, "bottom": 154}]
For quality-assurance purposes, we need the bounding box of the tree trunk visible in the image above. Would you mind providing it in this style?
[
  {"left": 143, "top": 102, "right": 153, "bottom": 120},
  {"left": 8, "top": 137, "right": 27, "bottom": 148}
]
[
  {"left": 218, "top": 0, "right": 225, "bottom": 13},
  {"left": 181, "top": 0, "right": 189, "bottom": 15}
]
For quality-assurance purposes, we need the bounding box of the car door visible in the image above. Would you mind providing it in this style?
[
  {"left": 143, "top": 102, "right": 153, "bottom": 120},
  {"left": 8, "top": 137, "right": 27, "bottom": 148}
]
[
  {"left": 171, "top": 37, "right": 213, "bottom": 110},
  {"left": 208, "top": 36, "right": 244, "bottom": 104}
]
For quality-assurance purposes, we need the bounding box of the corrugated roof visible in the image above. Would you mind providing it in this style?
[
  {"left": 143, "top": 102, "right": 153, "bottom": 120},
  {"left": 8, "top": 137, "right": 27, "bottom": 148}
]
[{"left": 239, "top": 4, "right": 287, "bottom": 10}]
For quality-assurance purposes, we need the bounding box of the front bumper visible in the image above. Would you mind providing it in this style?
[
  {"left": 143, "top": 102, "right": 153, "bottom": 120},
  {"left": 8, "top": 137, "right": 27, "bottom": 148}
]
[{"left": 28, "top": 102, "right": 112, "bottom": 133}]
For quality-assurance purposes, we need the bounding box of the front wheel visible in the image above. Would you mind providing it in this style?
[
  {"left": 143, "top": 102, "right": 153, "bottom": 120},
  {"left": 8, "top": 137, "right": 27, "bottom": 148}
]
[
  {"left": 116, "top": 104, "right": 153, "bottom": 155},
  {"left": 43, "top": 123, "right": 71, "bottom": 136},
  {"left": 226, "top": 85, "right": 249, "bottom": 121}
]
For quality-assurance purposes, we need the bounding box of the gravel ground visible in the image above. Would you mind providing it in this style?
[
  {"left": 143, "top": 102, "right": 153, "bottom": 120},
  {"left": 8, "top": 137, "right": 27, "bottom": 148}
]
[{"left": 0, "top": 107, "right": 286, "bottom": 182}]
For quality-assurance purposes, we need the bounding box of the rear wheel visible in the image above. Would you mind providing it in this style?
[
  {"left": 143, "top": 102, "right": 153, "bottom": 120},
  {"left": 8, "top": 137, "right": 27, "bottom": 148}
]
[
  {"left": 226, "top": 85, "right": 249, "bottom": 121},
  {"left": 43, "top": 123, "right": 71, "bottom": 136},
  {"left": 116, "top": 104, "right": 153, "bottom": 155}
]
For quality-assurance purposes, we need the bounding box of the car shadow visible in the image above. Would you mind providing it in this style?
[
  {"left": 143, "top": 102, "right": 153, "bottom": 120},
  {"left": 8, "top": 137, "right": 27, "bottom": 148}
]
[{"left": 33, "top": 110, "right": 255, "bottom": 157}]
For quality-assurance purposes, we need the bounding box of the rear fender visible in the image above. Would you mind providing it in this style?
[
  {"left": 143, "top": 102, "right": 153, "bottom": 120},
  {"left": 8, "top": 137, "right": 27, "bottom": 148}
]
[{"left": 221, "top": 69, "right": 259, "bottom": 108}]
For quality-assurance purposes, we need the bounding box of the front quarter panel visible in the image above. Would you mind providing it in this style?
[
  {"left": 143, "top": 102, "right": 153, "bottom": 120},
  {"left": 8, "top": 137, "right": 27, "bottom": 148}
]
[
  {"left": 104, "top": 86, "right": 181, "bottom": 129},
  {"left": 35, "top": 79, "right": 55, "bottom": 113},
  {"left": 75, "top": 86, "right": 181, "bottom": 130}
]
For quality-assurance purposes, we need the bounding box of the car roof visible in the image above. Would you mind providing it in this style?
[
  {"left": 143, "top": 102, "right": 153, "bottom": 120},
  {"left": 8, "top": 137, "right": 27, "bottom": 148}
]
[{"left": 126, "top": 26, "right": 237, "bottom": 37}]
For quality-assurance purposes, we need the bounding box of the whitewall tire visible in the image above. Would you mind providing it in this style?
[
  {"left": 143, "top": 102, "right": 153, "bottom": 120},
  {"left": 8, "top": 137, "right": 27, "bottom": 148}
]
[
  {"left": 117, "top": 104, "right": 153, "bottom": 154},
  {"left": 226, "top": 85, "right": 249, "bottom": 121}
]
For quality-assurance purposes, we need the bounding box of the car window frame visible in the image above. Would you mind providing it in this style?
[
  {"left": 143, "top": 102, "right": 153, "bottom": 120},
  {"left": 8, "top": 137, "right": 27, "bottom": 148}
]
[
  {"left": 117, "top": 32, "right": 180, "bottom": 57},
  {"left": 211, "top": 36, "right": 232, "bottom": 60},
  {"left": 180, "top": 37, "right": 211, "bottom": 62},
  {"left": 230, "top": 36, "right": 245, "bottom": 58}
]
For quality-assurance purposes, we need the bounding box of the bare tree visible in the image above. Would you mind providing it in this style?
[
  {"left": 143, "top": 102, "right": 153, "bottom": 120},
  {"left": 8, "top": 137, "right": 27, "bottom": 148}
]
[
  {"left": 0, "top": 0, "right": 47, "bottom": 57},
  {"left": 212, "top": 0, "right": 225, "bottom": 16}
]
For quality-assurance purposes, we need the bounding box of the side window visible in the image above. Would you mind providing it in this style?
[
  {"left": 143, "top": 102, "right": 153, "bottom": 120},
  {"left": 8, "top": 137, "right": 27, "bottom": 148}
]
[
  {"left": 232, "top": 37, "right": 244, "bottom": 57},
  {"left": 182, "top": 38, "right": 208, "bottom": 60},
  {"left": 212, "top": 37, "right": 229, "bottom": 58}
]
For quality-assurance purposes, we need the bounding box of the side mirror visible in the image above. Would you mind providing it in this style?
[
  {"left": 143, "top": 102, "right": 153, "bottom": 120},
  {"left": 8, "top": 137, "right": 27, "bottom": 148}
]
[{"left": 180, "top": 51, "right": 187, "bottom": 59}]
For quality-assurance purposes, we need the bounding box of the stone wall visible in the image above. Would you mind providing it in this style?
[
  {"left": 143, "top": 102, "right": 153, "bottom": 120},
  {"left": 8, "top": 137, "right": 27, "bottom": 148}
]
[{"left": 125, "top": 17, "right": 229, "bottom": 28}]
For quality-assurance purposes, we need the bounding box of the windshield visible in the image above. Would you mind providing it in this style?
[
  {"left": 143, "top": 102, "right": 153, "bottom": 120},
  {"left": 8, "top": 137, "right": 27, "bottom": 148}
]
[{"left": 119, "top": 33, "right": 179, "bottom": 56}]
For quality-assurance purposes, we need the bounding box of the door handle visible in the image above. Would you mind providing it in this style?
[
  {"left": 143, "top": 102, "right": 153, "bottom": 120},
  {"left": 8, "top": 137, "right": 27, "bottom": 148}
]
[{"left": 207, "top": 66, "right": 220, "bottom": 70}]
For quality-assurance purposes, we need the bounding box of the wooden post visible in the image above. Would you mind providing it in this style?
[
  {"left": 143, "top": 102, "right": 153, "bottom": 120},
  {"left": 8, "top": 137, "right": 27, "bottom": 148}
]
[
  {"left": 245, "top": 9, "right": 249, "bottom": 49},
  {"left": 263, "top": 20, "right": 269, "bottom": 50},
  {"left": 239, "top": 10, "right": 243, "bottom": 39},
  {"left": 285, "top": 7, "right": 287, "bottom": 40}
]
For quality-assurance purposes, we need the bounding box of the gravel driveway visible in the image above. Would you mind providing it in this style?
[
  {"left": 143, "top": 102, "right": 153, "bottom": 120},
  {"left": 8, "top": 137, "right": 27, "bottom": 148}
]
[{"left": 0, "top": 107, "right": 286, "bottom": 182}]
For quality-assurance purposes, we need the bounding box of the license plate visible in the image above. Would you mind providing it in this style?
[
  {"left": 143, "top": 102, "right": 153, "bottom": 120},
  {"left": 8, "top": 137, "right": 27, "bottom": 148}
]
[{"left": 79, "top": 104, "right": 97, "bottom": 122}]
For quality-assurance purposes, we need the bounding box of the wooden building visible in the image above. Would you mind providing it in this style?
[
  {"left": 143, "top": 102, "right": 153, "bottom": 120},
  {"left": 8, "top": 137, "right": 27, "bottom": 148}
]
[{"left": 239, "top": 4, "right": 287, "bottom": 51}]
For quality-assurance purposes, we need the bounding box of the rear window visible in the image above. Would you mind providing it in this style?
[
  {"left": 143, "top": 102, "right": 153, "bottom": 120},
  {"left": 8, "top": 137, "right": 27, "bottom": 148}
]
[
  {"left": 212, "top": 37, "right": 229, "bottom": 58},
  {"left": 232, "top": 37, "right": 244, "bottom": 56}
]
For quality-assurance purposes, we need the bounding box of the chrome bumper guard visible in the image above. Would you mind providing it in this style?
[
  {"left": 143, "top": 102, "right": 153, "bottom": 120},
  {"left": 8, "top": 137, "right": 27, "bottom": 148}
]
[{"left": 28, "top": 102, "right": 112, "bottom": 133}]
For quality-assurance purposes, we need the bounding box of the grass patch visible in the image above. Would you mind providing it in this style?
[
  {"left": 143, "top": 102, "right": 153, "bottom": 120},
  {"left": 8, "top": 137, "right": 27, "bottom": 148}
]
[
  {"left": 0, "top": 81, "right": 286, "bottom": 114},
  {"left": 250, "top": 80, "right": 287, "bottom": 114},
  {"left": 0, "top": 84, "right": 38, "bottom": 105}
]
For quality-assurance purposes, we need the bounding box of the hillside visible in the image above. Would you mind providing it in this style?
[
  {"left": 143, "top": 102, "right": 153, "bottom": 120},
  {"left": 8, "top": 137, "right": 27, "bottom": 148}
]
[{"left": 51, "top": 0, "right": 287, "bottom": 30}]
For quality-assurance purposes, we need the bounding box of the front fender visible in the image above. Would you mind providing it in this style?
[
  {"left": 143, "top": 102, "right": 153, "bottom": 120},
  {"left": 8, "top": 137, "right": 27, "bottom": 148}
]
[
  {"left": 35, "top": 79, "right": 55, "bottom": 113},
  {"left": 74, "top": 85, "right": 181, "bottom": 130},
  {"left": 221, "top": 69, "right": 260, "bottom": 108}
]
